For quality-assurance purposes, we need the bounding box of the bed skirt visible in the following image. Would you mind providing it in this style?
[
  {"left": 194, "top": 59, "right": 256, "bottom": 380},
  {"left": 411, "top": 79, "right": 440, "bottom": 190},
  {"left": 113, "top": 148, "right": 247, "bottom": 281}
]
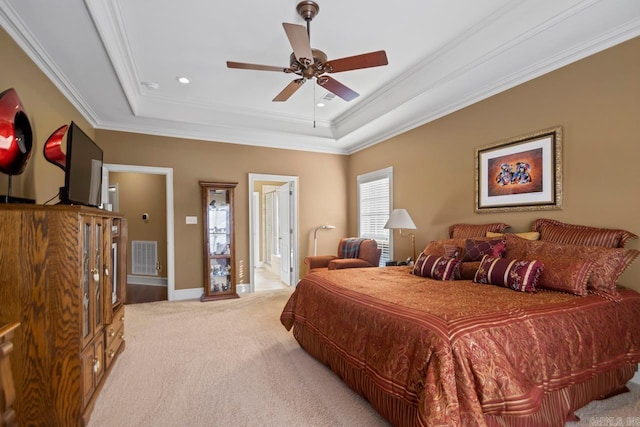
[{"left": 292, "top": 322, "right": 636, "bottom": 427}]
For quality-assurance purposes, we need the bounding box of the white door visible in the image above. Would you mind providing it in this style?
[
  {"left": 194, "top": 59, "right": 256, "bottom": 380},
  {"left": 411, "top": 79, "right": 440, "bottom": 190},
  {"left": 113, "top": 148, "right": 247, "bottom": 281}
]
[
  {"left": 252, "top": 192, "right": 260, "bottom": 267},
  {"left": 278, "top": 182, "right": 292, "bottom": 286}
]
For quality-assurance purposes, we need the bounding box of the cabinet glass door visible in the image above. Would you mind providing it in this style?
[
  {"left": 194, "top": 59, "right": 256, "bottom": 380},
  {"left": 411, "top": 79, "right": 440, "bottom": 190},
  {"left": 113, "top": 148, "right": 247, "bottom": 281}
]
[
  {"left": 200, "top": 181, "right": 238, "bottom": 301},
  {"left": 82, "top": 221, "right": 91, "bottom": 342},
  {"left": 208, "top": 191, "right": 230, "bottom": 292},
  {"left": 94, "top": 220, "right": 102, "bottom": 329}
]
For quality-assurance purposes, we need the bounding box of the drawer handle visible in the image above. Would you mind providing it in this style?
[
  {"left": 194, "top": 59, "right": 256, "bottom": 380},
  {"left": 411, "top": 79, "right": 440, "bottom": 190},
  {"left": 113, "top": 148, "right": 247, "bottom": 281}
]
[
  {"left": 108, "top": 349, "right": 115, "bottom": 359},
  {"left": 119, "top": 332, "right": 125, "bottom": 340},
  {"left": 119, "top": 314, "right": 125, "bottom": 321},
  {"left": 109, "top": 329, "right": 116, "bottom": 338},
  {"left": 92, "top": 357, "right": 101, "bottom": 373}
]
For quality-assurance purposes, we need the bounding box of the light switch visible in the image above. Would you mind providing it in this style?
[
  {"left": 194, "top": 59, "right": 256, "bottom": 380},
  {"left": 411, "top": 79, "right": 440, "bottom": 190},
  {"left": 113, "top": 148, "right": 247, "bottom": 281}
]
[{"left": 186, "top": 216, "right": 198, "bottom": 224}]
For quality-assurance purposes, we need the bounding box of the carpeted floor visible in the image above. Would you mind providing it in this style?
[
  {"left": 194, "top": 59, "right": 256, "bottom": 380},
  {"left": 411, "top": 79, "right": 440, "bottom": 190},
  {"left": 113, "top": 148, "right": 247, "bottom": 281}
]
[
  {"left": 89, "top": 288, "right": 639, "bottom": 426},
  {"left": 89, "top": 288, "right": 388, "bottom": 426}
]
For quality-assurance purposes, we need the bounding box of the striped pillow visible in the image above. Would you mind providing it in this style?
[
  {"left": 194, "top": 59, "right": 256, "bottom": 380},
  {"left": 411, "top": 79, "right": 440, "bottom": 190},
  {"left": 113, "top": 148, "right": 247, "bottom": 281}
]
[
  {"left": 473, "top": 255, "right": 544, "bottom": 293},
  {"left": 449, "top": 223, "right": 510, "bottom": 239},
  {"left": 443, "top": 244, "right": 462, "bottom": 258},
  {"left": 532, "top": 219, "right": 637, "bottom": 248},
  {"left": 413, "top": 253, "right": 460, "bottom": 281},
  {"left": 486, "top": 231, "right": 540, "bottom": 241}
]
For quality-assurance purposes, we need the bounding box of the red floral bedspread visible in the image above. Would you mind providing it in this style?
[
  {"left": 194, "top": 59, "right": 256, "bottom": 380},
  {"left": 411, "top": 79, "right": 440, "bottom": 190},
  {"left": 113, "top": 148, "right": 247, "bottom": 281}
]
[{"left": 280, "top": 267, "right": 640, "bottom": 426}]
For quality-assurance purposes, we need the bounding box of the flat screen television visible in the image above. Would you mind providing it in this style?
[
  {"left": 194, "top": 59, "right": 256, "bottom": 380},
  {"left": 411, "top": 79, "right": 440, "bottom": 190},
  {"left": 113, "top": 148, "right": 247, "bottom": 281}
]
[{"left": 59, "top": 122, "right": 103, "bottom": 207}]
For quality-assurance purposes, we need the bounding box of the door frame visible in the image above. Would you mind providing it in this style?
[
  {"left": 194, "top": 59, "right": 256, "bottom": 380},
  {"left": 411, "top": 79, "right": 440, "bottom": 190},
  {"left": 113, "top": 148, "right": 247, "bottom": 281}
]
[
  {"left": 248, "top": 173, "right": 299, "bottom": 293},
  {"left": 277, "top": 182, "right": 293, "bottom": 286},
  {"left": 101, "top": 164, "right": 176, "bottom": 300}
]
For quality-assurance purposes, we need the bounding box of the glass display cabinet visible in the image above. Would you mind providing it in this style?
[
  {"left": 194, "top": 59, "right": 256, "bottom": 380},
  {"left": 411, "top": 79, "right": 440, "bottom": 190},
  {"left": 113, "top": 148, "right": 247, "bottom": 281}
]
[{"left": 200, "top": 181, "right": 239, "bottom": 301}]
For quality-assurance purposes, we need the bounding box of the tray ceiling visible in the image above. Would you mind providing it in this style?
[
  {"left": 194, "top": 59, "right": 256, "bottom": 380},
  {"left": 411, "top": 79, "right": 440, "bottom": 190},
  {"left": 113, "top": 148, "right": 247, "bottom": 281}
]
[{"left": 1, "top": 0, "right": 639, "bottom": 154}]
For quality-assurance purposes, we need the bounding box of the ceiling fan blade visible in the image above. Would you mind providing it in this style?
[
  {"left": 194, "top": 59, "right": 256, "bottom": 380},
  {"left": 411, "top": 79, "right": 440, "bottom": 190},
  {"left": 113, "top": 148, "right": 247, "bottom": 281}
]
[
  {"left": 273, "top": 78, "right": 306, "bottom": 102},
  {"left": 317, "top": 76, "right": 359, "bottom": 101},
  {"left": 227, "top": 61, "right": 291, "bottom": 73},
  {"left": 326, "top": 50, "right": 388, "bottom": 73},
  {"left": 282, "top": 23, "right": 313, "bottom": 64},
  {"left": 227, "top": 61, "right": 289, "bottom": 72}
]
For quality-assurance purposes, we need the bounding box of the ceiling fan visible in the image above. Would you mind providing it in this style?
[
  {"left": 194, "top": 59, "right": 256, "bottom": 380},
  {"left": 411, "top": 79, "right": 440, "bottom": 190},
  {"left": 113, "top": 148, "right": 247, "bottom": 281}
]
[{"left": 226, "top": 1, "right": 388, "bottom": 102}]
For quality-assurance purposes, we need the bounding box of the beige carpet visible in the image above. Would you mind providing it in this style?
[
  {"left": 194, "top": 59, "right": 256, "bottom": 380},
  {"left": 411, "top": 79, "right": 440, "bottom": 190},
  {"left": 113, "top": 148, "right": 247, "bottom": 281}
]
[
  {"left": 89, "top": 289, "right": 388, "bottom": 427},
  {"left": 89, "top": 288, "right": 640, "bottom": 426}
]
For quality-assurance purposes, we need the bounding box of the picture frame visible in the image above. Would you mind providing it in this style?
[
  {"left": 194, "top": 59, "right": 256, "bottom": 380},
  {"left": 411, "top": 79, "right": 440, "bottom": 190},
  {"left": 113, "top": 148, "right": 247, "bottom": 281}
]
[{"left": 475, "top": 126, "right": 563, "bottom": 213}]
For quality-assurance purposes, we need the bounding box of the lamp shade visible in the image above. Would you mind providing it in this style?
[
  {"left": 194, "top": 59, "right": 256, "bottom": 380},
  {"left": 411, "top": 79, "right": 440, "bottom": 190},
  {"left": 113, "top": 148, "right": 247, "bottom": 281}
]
[{"left": 384, "top": 209, "right": 416, "bottom": 229}]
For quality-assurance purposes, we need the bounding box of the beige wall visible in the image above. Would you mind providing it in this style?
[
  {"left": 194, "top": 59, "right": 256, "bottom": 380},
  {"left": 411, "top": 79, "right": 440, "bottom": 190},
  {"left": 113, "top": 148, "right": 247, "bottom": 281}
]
[
  {"left": 96, "top": 130, "right": 349, "bottom": 290},
  {"left": 109, "top": 172, "right": 167, "bottom": 277},
  {"left": 0, "top": 27, "right": 94, "bottom": 203},
  {"left": 349, "top": 37, "right": 640, "bottom": 291}
]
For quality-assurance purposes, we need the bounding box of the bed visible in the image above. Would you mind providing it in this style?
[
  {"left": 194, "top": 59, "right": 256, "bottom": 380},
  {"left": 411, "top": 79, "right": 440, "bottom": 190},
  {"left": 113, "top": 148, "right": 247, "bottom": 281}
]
[{"left": 280, "top": 221, "right": 640, "bottom": 426}]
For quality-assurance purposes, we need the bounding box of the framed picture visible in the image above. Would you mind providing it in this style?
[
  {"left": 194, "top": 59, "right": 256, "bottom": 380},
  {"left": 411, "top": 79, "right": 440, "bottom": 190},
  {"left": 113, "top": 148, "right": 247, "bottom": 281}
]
[{"left": 475, "top": 126, "right": 562, "bottom": 213}]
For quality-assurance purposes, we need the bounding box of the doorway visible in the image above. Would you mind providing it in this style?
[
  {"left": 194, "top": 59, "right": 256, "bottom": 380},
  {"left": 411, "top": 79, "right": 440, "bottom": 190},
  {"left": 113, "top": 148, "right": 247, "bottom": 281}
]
[
  {"left": 249, "top": 174, "right": 299, "bottom": 293},
  {"left": 101, "top": 164, "right": 176, "bottom": 300}
]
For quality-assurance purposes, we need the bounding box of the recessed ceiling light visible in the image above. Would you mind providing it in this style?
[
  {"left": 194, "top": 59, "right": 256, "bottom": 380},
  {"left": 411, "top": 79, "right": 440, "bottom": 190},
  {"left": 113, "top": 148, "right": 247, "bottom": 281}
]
[
  {"left": 177, "top": 76, "right": 190, "bottom": 84},
  {"left": 316, "top": 102, "right": 325, "bottom": 108}
]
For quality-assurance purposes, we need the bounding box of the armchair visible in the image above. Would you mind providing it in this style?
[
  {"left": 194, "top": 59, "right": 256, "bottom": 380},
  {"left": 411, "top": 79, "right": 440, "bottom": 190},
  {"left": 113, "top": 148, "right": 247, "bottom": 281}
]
[{"left": 304, "top": 237, "right": 381, "bottom": 273}]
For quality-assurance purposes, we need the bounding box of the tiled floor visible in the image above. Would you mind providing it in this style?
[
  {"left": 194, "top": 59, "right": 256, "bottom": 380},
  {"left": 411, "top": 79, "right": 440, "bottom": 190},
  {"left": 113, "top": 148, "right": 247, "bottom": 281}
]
[{"left": 254, "top": 266, "right": 289, "bottom": 292}]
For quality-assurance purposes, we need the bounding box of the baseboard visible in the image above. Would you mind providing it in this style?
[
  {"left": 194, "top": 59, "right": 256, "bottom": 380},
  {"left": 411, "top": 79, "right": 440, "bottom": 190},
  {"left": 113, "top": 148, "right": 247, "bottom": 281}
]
[
  {"left": 172, "top": 285, "right": 252, "bottom": 300},
  {"left": 172, "top": 287, "right": 203, "bottom": 301},
  {"left": 631, "top": 365, "right": 640, "bottom": 385},
  {"left": 127, "top": 275, "right": 167, "bottom": 287}
]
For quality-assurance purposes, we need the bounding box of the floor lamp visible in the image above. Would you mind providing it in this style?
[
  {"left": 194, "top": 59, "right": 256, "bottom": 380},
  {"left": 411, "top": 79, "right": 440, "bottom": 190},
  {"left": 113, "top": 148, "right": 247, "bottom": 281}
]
[
  {"left": 384, "top": 209, "right": 417, "bottom": 262},
  {"left": 313, "top": 225, "right": 335, "bottom": 255}
]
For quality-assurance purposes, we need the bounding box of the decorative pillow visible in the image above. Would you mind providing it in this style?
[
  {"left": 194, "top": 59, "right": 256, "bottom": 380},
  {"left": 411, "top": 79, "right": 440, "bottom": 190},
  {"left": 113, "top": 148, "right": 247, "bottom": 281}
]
[
  {"left": 504, "top": 234, "right": 639, "bottom": 297},
  {"left": 459, "top": 261, "right": 481, "bottom": 280},
  {"left": 422, "top": 238, "right": 468, "bottom": 259},
  {"left": 473, "top": 255, "right": 544, "bottom": 293},
  {"left": 413, "top": 253, "right": 460, "bottom": 281},
  {"left": 462, "top": 238, "right": 507, "bottom": 262},
  {"left": 443, "top": 244, "right": 462, "bottom": 258},
  {"left": 532, "top": 218, "right": 637, "bottom": 248},
  {"left": 449, "top": 223, "right": 510, "bottom": 239},
  {"left": 535, "top": 259, "right": 594, "bottom": 296},
  {"left": 486, "top": 231, "right": 540, "bottom": 241}
]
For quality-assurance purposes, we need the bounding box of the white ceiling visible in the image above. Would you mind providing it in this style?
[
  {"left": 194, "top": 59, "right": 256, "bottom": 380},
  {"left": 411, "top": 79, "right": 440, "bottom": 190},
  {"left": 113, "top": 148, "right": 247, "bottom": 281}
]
[{"left": 1, "top": 0, "right": 639, "bottom": 154}]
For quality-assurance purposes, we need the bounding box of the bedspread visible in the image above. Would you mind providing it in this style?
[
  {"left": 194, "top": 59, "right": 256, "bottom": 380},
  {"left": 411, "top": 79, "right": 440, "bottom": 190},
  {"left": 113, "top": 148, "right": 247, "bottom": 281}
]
[{"left": 280, "top": 267, "right": 640, "bottom": 426}]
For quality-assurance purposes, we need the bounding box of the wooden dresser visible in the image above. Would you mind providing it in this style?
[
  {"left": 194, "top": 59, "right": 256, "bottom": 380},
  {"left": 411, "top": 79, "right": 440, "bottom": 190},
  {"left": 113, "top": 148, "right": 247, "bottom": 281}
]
[
  {"left": 0, "top": 322, "right": 19, "bottom": 427},
  {"left": 0, "top": 204, "right": 127, "bottom": 426}
]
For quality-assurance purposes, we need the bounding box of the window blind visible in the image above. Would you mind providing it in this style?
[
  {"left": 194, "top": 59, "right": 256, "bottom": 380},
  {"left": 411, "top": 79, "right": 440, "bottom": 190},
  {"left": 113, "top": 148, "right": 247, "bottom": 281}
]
[{"left": 357, "top": 167, "right": 392, "bottom": 266}]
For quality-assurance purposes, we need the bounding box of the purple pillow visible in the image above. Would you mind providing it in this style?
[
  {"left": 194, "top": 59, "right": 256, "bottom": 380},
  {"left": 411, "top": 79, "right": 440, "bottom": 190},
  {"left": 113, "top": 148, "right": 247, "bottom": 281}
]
[
  {"left": 413, "top": 253, "right": 460, "bottom": 281},
  {"left": 461, "top": 238, "right": 507, "bottom": 262},
  {"left": 473, "top": 255, "right": 544, "bottom": 293}
]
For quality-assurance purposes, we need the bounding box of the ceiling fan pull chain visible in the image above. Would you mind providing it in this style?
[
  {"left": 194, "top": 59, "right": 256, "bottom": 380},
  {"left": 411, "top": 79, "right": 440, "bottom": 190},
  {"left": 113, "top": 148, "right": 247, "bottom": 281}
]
[{"left": 313, "top": 82, "right": 316, "bottom": 128}]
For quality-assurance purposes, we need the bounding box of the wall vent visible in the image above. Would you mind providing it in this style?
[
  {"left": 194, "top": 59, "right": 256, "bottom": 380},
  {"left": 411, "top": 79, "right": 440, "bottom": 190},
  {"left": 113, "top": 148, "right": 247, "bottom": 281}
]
[
  {"left": 132, "top": 240, "right": 158, "bottom": 276},
  {"left": 321, "top": 92, "right": 336, "bottom": 101}
]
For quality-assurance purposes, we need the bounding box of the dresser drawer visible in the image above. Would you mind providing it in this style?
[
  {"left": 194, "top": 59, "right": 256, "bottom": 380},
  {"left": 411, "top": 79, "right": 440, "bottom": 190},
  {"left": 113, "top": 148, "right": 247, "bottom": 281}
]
[
  {"left": 105, "top": 323, "right": 124, "bottom": 371},
  {"left": 106, "top": 305, "right": 125, "bottom": 347}
]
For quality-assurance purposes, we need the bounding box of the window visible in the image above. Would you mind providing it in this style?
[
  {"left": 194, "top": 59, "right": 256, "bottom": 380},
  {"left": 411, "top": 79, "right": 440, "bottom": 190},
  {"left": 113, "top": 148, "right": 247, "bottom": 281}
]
[{"left": 357, "top": 167, "right": 393, "bottom": 266}]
